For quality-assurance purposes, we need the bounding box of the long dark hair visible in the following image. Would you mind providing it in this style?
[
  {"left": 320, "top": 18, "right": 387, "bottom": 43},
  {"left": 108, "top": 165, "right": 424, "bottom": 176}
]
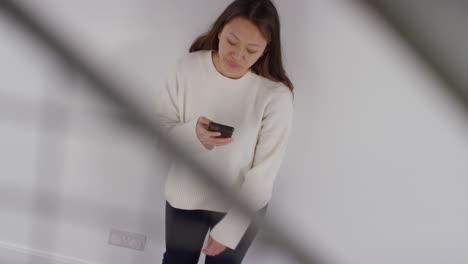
[{"left": 189, "top": 0, "right": 294, "bottom": 93}]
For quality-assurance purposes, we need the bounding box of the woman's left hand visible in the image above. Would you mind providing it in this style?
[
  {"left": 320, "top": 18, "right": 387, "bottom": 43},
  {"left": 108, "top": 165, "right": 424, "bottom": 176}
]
[{"left": 202, "top": 235, "right": 227, "bottom": 256}]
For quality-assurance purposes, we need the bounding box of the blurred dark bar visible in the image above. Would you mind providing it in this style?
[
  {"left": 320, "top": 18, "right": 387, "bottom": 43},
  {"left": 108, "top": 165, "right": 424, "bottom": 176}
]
[{"left": 364, "top": 0, "right": 468, "bottom": 114}]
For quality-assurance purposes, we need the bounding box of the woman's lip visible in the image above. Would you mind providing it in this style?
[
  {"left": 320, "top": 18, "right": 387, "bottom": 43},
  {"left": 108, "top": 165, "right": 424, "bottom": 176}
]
[{"left": 226, "top": 59, "right": 240, "bottom": 68}]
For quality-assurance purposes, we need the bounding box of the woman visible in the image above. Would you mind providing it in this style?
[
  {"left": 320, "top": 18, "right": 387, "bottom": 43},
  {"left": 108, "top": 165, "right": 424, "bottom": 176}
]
[{"left": 156, "top": 0, "right": 294, "bottom": 263}]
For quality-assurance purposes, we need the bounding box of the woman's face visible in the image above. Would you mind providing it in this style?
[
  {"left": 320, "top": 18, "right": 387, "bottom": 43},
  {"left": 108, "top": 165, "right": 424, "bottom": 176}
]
[{"left": 216, "top": 17, "right": 268, "bottom": 79}]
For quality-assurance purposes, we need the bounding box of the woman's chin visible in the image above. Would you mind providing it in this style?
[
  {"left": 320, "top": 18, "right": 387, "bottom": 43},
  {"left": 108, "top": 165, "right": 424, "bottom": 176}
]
[
  {"left": 227, "top": 71, "right": 244, "bottom": 79},
  {"left": 226, "top": 69, "right": 240, "bottom": 75},
  {"left": 229, "top": 65, "right": 245, "bottom": 73}
]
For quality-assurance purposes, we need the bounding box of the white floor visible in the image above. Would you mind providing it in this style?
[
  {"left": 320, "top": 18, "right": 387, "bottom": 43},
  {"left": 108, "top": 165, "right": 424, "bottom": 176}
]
[{"left": 0, "top": 237, "right": 299, "bottom": 264}]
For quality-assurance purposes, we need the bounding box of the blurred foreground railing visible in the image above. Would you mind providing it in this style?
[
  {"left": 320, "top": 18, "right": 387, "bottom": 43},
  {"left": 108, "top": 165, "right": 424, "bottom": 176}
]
[{"left": 364, "top": 0, "right": 468, "bottom": 115}]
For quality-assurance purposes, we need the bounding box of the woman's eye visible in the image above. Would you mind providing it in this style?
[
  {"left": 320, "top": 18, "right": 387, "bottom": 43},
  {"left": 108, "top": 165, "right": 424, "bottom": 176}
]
[{"left": 227, "top": 40, "right": 257, "bottom": 54}]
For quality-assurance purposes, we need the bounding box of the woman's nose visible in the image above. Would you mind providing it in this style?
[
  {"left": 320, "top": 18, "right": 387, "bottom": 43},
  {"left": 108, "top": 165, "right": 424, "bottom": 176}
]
[{"left": 231, "top": 50, "right": 244, "bottom": 61}]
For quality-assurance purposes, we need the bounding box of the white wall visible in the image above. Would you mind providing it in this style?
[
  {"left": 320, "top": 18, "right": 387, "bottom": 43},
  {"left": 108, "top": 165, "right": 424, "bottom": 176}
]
[{"left": 1, "top": 1, "right": 467, "bottom": 264}]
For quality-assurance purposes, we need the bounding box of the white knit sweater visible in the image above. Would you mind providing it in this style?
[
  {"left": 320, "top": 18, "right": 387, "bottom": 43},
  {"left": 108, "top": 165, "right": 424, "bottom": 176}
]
[{"left": 155, "top": 50, "right": 294, "bottom": 250}]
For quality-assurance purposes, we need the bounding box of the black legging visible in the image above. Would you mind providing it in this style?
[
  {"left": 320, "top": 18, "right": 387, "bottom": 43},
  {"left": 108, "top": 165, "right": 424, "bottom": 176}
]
[{"left": 162, "top": 201, "right": 268, "bottom": 264}]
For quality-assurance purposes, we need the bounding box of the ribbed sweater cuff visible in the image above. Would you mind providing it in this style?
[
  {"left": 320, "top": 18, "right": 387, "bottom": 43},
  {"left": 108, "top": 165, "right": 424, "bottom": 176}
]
[{"left": 209, "top": 207, "right": 250, "bottom": 250}]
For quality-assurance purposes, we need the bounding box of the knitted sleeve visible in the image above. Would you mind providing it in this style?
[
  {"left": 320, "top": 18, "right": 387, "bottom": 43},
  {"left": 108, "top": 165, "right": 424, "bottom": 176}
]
[
  {"left": 154, "top": 66, "right": 208, "bottom": 153},
  {"left": 209, "top": 89, "right": 294, "bottom": 249}
]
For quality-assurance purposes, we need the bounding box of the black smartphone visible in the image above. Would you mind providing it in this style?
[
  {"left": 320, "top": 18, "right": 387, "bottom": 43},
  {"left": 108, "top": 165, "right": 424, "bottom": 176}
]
[{"left": 207, "top": 122, "right": 235, "bottom": 138}]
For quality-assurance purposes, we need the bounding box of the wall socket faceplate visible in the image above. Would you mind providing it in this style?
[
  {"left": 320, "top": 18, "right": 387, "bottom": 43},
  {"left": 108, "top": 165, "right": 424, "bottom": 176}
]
[{"left": 108, "top": 229, "right": 147, "bottom": 251}]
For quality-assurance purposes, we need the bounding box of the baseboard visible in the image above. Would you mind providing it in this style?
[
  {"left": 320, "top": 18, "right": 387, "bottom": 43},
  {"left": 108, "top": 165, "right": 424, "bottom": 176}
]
[{"left": 0, "top": 241, "right": 97, "bottom": 264}]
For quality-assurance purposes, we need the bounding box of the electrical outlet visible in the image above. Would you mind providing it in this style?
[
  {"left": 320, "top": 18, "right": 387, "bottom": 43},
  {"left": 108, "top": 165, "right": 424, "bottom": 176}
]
[{"left": 108, "top": 229, "right": 147, "bottom": 251}]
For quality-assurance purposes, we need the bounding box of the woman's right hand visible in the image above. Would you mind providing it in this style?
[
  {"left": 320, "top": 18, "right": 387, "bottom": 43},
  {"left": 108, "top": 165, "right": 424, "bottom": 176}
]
[{"left": 196, "top": 116, "right": 234, "bottom": 149}]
